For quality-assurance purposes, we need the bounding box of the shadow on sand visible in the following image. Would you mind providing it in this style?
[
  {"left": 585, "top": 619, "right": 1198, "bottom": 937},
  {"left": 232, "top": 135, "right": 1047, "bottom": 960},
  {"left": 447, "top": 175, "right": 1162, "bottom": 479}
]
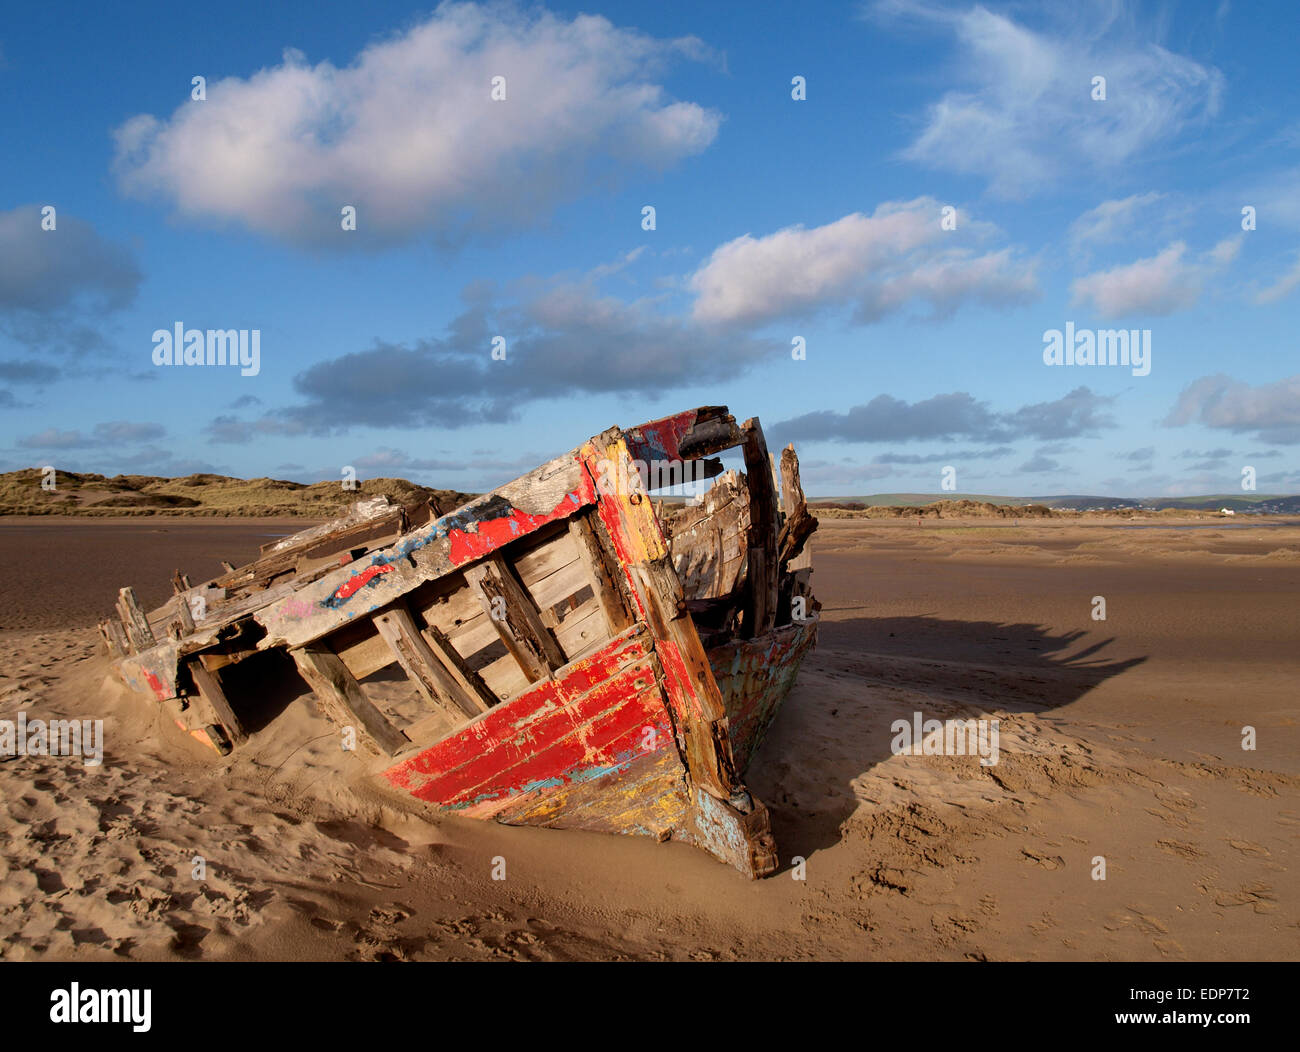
[{"left": 751, "top": 613, "right": 1148, "bottom": 865}]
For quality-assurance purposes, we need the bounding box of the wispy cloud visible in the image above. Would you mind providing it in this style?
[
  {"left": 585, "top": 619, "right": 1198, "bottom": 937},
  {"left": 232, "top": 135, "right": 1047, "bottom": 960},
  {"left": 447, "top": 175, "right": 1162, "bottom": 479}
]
[
  {"left": 870, "top": 0, "right": 1223, "bottom": 197},
  {"left": 773, "top": 386, "right": 1114, "bottom": 445},
  {"left": 16, "top": 421, "right": 167, "bottom": 448},
  {"left": 1068, "top": 193, "right": 1166, "bottom": 247},
  {"left": 1070, "top": 238, "right": 1240, "bottom": 317},
  {"left": 1255, "top": 253, "right": 1300, "bottom": 305}
]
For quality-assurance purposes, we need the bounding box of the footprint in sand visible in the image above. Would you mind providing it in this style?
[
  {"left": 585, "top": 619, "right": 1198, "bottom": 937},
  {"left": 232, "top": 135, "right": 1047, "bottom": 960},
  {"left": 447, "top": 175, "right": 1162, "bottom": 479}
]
[
  {"left": 1103, "top": 905, "right": 1170, "bottom": 938},
  {"left": 1020, "top": 848, "right": 1065, "bottom": 870},
  {"left": 1211, "top": 882, "right": 1277, "bottom": 913},
  {"left": 1156, "top": 838, "right": 1203, "bottom": 860}
]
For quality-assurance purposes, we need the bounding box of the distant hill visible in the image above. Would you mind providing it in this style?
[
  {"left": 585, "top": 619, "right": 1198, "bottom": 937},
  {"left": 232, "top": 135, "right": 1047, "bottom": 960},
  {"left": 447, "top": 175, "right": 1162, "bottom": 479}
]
[
  {"left": 4, "top": 467, "right": 1296, "bottom": 518},
  {"left": 812, "top": 493, "right": 1300, "bottom": 514},
  {"left": 0, "top": 468, "right": 477, "bottom": 517}
]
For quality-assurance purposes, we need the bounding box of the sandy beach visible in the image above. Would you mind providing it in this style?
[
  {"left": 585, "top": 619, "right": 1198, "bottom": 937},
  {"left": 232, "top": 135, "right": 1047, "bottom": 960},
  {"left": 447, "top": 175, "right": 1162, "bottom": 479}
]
[{"left": 2, "top": 515, "right": 1297, "bottom": 961}]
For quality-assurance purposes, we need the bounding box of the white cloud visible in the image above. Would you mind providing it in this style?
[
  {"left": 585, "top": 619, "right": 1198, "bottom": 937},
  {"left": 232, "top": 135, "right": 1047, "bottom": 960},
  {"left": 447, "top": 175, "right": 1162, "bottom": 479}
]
[
  {"left": 1068, "top": 193, "right": 1165, "bottom": 247},
  {"left": 1070, "top": 238, "right": 1239, "bottom": 317},
  {"left": 1165, "top": 373, "right": 1300, "bottom": 444},
  {"left": 872, "top": 2, "right": 1223, "bottom": 197},
  {"left": 112, "top": 3, "right": 720, "bottom": 244},
  {"left": 688, "top": 198, "right": 1037, "bottom": 327},
  {"left": 1256, "top": 254, "right": 1300, "bottom": 305}
]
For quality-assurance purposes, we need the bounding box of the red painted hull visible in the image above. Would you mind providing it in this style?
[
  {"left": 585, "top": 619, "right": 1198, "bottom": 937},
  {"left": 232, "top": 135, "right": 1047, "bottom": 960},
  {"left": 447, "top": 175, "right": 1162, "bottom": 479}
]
[{"left": 377, "top": 615, "right": 817, "bottom": 870}]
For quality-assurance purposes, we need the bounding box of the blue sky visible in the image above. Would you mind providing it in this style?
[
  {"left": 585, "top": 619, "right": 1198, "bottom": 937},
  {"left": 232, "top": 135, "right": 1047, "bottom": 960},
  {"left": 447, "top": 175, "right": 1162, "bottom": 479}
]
[{"left": 1, "top": 0, "right": 1297, "bottom": 497}]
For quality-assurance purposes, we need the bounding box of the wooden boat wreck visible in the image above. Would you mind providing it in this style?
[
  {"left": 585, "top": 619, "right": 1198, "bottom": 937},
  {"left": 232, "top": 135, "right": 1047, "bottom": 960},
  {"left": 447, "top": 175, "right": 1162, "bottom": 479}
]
[{"left": 100, "top": 407, "right": 819, "bottom": 878}]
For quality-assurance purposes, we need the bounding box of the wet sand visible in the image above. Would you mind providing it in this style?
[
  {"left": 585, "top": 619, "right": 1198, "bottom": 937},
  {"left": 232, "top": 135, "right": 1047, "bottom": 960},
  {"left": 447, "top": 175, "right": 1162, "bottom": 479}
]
[{"left": 2, "top": 515, "right": 1297, "bottom": 960}]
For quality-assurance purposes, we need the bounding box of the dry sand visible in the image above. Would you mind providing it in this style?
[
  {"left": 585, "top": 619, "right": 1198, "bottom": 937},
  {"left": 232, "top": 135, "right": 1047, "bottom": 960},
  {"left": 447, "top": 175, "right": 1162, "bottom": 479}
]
[{"left": 2, "top": 515, "right": 1297, "bottom": 961}]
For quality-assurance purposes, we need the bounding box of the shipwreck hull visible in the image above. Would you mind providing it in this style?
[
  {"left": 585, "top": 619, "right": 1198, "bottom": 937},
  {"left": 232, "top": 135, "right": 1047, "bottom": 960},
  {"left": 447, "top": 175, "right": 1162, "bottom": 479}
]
[
  {"left": 709, "top": 619, "right": 818, "bottom": 776},
  {"left": 101, "top": 407, "right": 819, "bottom": 878}
]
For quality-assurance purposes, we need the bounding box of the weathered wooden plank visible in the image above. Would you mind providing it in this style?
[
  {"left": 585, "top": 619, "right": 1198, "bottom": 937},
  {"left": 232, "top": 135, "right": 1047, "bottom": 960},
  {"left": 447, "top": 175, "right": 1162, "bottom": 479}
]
[
  {"left": 779, "top": 443, "right": 816, "bottom": 573},
  {"left": 668, "top": 469, "right": 751, "bottom": 601},
  {"left": 512, "top": 527, "right": 580, "bottom": 586},
  {"left": 254, "top": 453, "right": 595, "bottom": 651},
  {"left": 581, "top": 433, "right": 745, "bottom": 804},
  {"left": 334, "top": 626, "right": 397, "bottom": 682},
  {"left": 188, "top": 659, "right": 248, "bottom": 745},
  {"left": 474, "top": 651, "right": 533, "bottom": 704},
  {"left": 98, "top": 619, "right": 126, "bottom": 658},
  {"left": 225, "top": 510, "right": 407, "bottom": 594},
  {"left": 416, "top": 576, "right": 483, "bottom": 638},
  {"left": 569, "top": 514, "right": 634, "bottom": 637},
  {"left": 382, "top": 628, "right": 659, "bottom": 807},
  {"left": 116, "top": 587, "right": 155, "bottom": 652},
  {"left": 292, "top": 644, "right": 408, "bottom": 756},
  {"left": 525, "top": 559, "right": 590, "bottom": 626},
  {"left": 441, "top": 608, "right": 501, "bottom": 665},
  {"left": 465, "top": 556, "right": 567, "bottom": 681},
  {"left": 740, "top": 419, "right": 779, "bottom": 637},
  {"left": 174, "top": 593, "right": 196, "bottom": 635},
  {"left": 373, "top": 605, "right": 482, "bottom": 721},
  {"left": 257, "top": 496, "right": 401, "bottom": 557},
  {"left": 553, "top": 601, "right": 606, "bottom": 660},
  {"left": 623, "top": 406, "right": 744, "bottom": 464},
  {"left": 420, "top": 623, "right": 495, "bottom": 713}
]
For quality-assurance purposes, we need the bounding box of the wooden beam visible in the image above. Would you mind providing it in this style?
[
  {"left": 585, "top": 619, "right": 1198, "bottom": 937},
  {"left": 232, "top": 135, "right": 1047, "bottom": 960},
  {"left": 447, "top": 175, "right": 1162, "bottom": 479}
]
[
  {"left": 254, "top": 452, "right": 595, "bottom": 651},
  {"left": 779, "top": 444, "right": 815, "bottom": 573},
  {"left": 373, "top": 605, "right": 482, "bottom": 721},
  {"left": 581, "top": 432, "right": 745, "bottom": 804},
  {"left": 292, "top": 644, "right": 408, "bottom": 756},
  {"left": 98, "top": 619, "right": 126, "bottom": 658},
  {"left": 740, "top": 419, "right": 779, "bottom": 637},
  {"left": 188, "top": 659, "right": 248, "bottom": 745},
  {"left": 174, "top": 593, "right": 196, "bottom": 635},
  {"left": 464, "top": 556, "right": 566, "bottom": 681},
  {"left": 568, "top": 515, "right": 633, "bottom": 637},
  {"left": 171, "top": 569, "right": 192, "bottom": 594},
  {"left": 105, "top": 618, "right": 130, "bottom": 658},
  {"left": 420, "top": 623, "right": 495, "bottom": 713},
  {"left": 116, "top": 587, "right": 155, "bottom": 652}
]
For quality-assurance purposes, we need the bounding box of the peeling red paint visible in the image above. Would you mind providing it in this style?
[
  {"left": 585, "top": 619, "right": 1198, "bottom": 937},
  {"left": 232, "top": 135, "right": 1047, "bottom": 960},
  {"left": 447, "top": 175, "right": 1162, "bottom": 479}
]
[
  {"left": 446, "top": 476, "right": 595, "bottom": 568},
  {"left": 143, "top": 669, "right": 169, "bottom": 701},
  {"left": 624, "top": 409, "right": 699, "bottom": 463},
  {"left": 381, "top": 630, "right": 671, "bottom": 807},
  {"left": 328, "top": 563, "right": 395, "bottom": 604}
]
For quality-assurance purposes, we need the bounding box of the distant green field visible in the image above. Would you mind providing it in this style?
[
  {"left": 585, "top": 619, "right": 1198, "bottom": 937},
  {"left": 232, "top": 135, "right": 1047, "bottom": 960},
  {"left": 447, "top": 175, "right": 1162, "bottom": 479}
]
[
  {"left": 813, "top": 493, "right": 1040, "bottom": 507},
  {"left": 810, "top": 492, "right": 1296, "bottom": 510}
]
